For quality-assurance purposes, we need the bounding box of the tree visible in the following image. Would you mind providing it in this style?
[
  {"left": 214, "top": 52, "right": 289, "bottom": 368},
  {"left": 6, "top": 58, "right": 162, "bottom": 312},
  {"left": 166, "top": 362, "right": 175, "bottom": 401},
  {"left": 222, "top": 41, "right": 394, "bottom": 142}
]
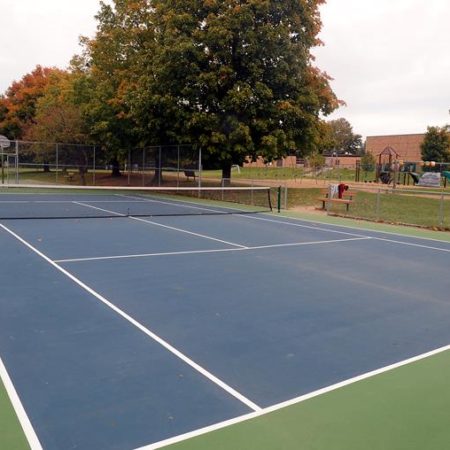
[
  {"left": 321, "top": 118, "right": 362, "bottom": 155},
  {"left": 308, "top": 151, "right": 325, "bottom": 171},
  {"left": 0, "top": 66, "right": 66, "bottom": 139},
  {"left": 420, "top": 126, "right": 450, "bottom": 165},
  {"left": 129, "top": 0, "right": 341, "bottom": 179},
  {"left": 78, "top": 0, "right": 153, "bottom": 177},
  {"left": 80, "top": 0, "right": 341, "bottom": 181},
  {"left": 360, "top": 151, "right": 375, "bottom": 172},
  {"left": 24, "top": 71, "right": 89, "bottom": 143}
]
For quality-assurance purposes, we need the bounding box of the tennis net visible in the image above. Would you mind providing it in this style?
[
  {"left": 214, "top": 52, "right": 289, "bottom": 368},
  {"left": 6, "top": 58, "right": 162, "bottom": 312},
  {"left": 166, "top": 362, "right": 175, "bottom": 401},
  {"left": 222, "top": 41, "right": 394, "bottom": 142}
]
[{"left": 0, "top": 185, "right": 274, "bottom": 220}]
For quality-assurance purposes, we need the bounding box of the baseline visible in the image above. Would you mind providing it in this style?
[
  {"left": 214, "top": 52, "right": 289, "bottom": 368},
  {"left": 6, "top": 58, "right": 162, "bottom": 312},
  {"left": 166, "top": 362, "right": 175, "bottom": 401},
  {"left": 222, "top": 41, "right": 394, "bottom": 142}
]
[{"left": 136, "top": 344, "right": 450, "bottom": 450}]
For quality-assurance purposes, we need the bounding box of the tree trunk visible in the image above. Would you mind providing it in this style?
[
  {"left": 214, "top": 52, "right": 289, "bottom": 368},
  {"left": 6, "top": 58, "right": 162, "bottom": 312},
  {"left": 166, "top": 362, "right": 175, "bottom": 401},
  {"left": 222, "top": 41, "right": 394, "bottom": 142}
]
[
  {"left": 150, "top": 147, "right": 163, "bottom": 186},
  {"left": 110, "top": 157, "right": 121, "bottom": 177},
  {"left": 222, "top": 163, "right": 231, "bottom": 186}
]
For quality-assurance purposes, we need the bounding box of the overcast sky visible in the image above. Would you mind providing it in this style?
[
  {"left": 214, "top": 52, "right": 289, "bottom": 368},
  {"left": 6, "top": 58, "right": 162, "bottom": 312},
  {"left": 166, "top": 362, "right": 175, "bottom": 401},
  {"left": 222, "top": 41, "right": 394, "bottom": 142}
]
[{"left": 1, "top": 0, "right": 449, "bottom": 138}]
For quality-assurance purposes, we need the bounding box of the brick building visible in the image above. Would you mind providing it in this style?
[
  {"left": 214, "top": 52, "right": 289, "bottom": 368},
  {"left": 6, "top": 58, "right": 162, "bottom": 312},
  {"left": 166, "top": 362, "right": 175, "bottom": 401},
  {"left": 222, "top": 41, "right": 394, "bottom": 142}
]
[
  {"left": 365, "top": 133, "right": 425, "bottom": 162},
  {"left": 243, "top": 155, "right": 297, "bottom": 168}
]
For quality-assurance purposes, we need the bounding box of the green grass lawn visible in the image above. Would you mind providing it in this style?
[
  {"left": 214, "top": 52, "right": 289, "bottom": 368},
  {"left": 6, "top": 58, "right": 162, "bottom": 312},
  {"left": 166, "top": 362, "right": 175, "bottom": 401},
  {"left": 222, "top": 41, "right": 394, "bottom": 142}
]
[{"left": 286, "top": 188, "right": 450, "bottom": 230}]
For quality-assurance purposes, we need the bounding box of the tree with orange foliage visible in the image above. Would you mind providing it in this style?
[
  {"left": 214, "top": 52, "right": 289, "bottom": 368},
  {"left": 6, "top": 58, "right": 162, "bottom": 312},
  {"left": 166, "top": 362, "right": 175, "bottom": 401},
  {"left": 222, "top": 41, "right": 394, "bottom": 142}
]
[{"left": 0, "top": 65, "right": 66, "bottom": 139}]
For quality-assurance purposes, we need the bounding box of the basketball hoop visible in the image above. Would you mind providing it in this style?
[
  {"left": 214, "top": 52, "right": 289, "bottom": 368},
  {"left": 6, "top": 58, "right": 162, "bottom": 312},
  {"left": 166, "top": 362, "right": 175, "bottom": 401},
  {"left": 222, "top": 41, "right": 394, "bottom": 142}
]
[{"left": 0, "top": 135, "right": 10, "bottom": 149}]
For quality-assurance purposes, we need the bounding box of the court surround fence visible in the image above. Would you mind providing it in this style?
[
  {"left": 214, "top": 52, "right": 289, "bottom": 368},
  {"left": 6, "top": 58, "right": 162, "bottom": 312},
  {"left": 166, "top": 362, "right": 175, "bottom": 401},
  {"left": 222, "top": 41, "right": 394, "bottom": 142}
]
[
  {"left": 314, "top": 185, "right": 450, "bottom": 230},
  {"left": 1, "top": 141, "right": 201, "bottom": 188}
]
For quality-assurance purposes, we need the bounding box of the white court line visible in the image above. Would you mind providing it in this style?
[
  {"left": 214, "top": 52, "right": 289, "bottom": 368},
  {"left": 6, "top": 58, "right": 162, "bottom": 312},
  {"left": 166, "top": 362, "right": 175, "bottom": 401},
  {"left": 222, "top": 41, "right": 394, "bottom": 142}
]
[
  {"left": 135, "top": 343, "right": 450, "bottom": 450},
  {"left": 0, "top": 223, "right": 261, "bottom": 413},
  {"left": 55, "top": 247, "right": 246, "bottom": 263},
  {"left": 242, "top": 214, "right": 371, "bottom": 238},
  {"left": 74, "top": 201, "right": 248, "bottom": 249},
  {"left": 269, "top": 212, "right": 450, "bottom": 245},
  {"left": 116, "top": 193, "right": 227, "bottom": 214},
  {"left": 239, "top": 214, "right": 450, "bottom": 253},
  {"left": 73, "top": 201, "right": 126, "bottom": 217},
  {"left": 132, "top": 216, "right": 248, "bottom": 248},
  {"left": 0, "top": 356, "right": 43, "bottom": 450},
  {"left": 372, "top": 237, "right": 450, "bottom": 253},
  {"left": 55, "top": 237, "right": 371, "bottom": 264},
  {"left": 78, "top": 198, "right": 450, "bottom": 255}
]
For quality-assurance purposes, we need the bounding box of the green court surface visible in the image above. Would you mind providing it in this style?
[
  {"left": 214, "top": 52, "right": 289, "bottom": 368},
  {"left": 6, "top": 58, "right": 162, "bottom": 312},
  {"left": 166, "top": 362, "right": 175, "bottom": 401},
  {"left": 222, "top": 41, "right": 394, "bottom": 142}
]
[
  {"left": 0, "top": 378, "right": 30, "bottom": 450},
  {"left": 167, "top": 349, "right": 450, "bottom": 450},
  {"left": 2, "top": 349, "right": 450, "bottom": 449}
]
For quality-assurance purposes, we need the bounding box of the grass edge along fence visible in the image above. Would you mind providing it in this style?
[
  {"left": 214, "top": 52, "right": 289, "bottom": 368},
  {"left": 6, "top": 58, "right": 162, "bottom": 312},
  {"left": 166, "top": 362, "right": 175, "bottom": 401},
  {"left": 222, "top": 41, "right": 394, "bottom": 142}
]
[{"left": 284, "top": 186, "right": 450, "bottom": 231}]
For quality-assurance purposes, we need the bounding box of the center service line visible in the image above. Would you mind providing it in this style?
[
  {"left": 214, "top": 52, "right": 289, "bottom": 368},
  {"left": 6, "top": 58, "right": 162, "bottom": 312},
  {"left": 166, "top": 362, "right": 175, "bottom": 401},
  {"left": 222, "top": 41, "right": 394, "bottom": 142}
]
[
  {"left": 0, "top": 223, "right": 261, "bottom": 413},
  {"left": 55, "top": 236, "right": 372, "bottom": 264},
  {"left": 74, "top": 201, "right": 248, "bottom": 249}
]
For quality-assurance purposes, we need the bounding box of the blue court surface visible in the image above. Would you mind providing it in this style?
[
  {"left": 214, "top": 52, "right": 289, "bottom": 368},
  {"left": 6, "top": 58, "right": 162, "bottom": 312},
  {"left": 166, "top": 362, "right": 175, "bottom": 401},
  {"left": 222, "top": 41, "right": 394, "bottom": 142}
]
[{"left": 1, "top": 201, "right": 450, "bottom": 449}]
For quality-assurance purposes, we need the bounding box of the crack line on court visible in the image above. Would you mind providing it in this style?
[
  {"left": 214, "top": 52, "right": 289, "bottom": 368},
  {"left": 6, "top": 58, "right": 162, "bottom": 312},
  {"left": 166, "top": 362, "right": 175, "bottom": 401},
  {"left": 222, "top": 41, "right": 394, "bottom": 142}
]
[
  {"left": 55, "top": 237, "right": 372, "bottom": 263},
  {"left": 0, "top": 223, "right": 261, "bottom": 413}
]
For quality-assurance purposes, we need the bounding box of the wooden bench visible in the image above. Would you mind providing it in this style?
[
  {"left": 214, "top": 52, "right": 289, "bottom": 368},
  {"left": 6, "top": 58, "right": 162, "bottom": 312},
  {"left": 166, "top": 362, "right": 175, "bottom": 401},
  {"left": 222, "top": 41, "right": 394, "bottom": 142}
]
[
  {"left": 184, "top": 169, "right": 196, "bottom": 181},
  {"left": 64, "top": 172, "right": 75, "bottom": 182},
  {"left": 317, "top": 188, "right": 357, "bottom": 212}
]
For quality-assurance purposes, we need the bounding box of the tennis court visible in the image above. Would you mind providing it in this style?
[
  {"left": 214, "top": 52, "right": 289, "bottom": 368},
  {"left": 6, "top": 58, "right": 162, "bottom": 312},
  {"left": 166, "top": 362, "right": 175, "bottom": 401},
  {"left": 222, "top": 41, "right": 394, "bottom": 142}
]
[{"left": 1, "top": 186, "right": 450, "bottom": 450}]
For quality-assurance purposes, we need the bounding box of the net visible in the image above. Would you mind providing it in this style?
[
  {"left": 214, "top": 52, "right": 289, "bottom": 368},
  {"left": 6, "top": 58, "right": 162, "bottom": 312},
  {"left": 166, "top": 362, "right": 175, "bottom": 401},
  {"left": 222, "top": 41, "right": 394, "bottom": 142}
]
[{"left": 0, "top": 185, "right": 273, "bottom": 220}]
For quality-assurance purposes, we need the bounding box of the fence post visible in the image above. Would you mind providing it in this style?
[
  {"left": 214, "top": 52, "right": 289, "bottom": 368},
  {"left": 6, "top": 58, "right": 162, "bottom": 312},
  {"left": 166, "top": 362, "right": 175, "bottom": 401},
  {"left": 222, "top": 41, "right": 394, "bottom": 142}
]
[
  {"left": 198, "top": 147, "right": 202, "bottom": 189},
  {"left": 93, "top": 146, "right": 96, "bottom": 186},
  {"left": 177, "top": 145, "right": 180, "bottom": 188},
  {"left": 284, "top": 183, "right": 288, "bottom": 210},
  {"left": 439, "top": 190, "right": 444, "bottom": 227},
  {"left": 127, "top": 148, "right": 131, "bottom": 186},
  {"left": 15, "top": 140, "right": 19, "bottom": 183},
  {"left": 55, "top": 143, "right": 59, "bottom": 183},
  {"left": 376, "top": 188, "right": 381, "bottom": 221}
]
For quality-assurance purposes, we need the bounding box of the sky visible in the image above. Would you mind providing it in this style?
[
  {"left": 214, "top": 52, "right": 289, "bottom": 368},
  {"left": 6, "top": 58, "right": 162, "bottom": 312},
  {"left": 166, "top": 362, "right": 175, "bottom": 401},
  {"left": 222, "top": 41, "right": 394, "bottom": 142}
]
[{"left": 0, "top": 0, "right": 449, "bottom": 139}]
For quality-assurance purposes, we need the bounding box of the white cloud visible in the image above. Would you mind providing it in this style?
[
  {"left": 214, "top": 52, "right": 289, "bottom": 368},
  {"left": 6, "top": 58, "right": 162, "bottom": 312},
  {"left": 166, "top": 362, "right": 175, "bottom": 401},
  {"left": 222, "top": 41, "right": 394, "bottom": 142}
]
[
  {"left": 0, "top": 0, "right": 99, "bottom": 92},
  {"left": 1, "top": 0, "right": 449, "bottom": 139},
  {"left": 314, "top": 0, "right": 450, "bottom": 137}
]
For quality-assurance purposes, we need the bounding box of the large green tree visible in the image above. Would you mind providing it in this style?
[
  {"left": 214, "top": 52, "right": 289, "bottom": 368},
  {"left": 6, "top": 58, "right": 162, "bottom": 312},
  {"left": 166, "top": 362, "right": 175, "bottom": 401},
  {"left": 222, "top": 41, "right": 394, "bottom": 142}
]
[
  {"left": 421, "top": 126, "right": 450, "bottom": 164},
  {"left": 77, "top": 1, "right": 153, "bottom": 174},
  {"left": 83, "top": 0, "right": 341, "bottom": 179},
  {"left": 321, "top": 118, "right": 362, "bottom": 155},
  {"left": 142, "top": 0, "right": 340, "bottom": 178}
]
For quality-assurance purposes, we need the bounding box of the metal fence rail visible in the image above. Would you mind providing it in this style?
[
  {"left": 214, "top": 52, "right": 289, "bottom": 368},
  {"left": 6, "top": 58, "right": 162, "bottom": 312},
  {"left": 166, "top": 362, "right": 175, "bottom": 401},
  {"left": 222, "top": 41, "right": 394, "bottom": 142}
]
[
  {"left": 321, "top": 186, "right": 450, "bottom": 230},
  {"left": 1, "top": 141, "right": 201, "bottom": 188}
]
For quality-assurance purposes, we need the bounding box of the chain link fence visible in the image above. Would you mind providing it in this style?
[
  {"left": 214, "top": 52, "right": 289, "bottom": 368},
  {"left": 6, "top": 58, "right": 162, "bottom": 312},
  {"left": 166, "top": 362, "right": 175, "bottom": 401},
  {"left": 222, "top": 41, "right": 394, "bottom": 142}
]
[
  {"left": 311, "top": 185, "right": 450, "bottom": 230},
  {"left": 1, "top": 141, "right": 201, "bottom": 187}
]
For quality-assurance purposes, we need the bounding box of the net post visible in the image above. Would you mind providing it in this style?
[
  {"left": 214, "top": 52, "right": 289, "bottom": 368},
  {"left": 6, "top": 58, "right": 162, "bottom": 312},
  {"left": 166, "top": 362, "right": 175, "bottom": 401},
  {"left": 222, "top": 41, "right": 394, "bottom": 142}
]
[{"left": 277, "top": 186, "right": 281, "bottom": 213}]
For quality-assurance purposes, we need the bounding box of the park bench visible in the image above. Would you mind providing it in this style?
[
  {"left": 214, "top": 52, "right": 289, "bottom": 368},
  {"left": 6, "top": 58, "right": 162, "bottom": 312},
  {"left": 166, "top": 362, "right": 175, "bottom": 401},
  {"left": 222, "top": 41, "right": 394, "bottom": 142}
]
[
  {"left": 317, "top": 188, "right": 357, "bottom": 212},
  {"left": 184, "top": 169, "right": 196, "bottom": 181},
  {"left": 64, "top": 172, "right": 75, "bottom": 182}
]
